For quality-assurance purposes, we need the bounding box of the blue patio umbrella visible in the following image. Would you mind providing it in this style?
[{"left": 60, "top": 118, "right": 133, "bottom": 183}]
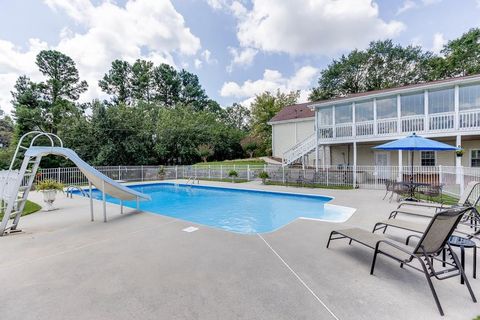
[{"left": 373, "top": 133, "right": 459, "bottom": 183}]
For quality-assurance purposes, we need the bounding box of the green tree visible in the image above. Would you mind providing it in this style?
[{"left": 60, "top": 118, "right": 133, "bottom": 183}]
[
  {"left": 310, "top": 40, "right": 434, "bottom": 101},
  {"left": 11, "top": 75, "right": 45, "bottom": 134},
  {"left": 250, "top": 90, "right": 299, "bottom": 155},
  {"left": 240, "top": 135, "right": 259, "bottom": 158},
  {"left": 131, "top": 59, "right": 154, "bottom": 102},
  {"left": 151, "top": 63, "right": 181, "bottom": 107},
  {"left": 98, "top": 60, "right": 132, "bottom": 104},
  {"left": 36, "top": 50, "right": 88, "bottom": 103},
  {"left": 439, "top": 28, "right": 480, "bottom": 77},
  {"left": 222, "top": 103, "right": 251, "bottom": 131},
  {"left": 178, "top": 70, "right": 208, "bottom": 110},
  {"left": 196, "top": 144, "right": 214, "bottom": 162}
]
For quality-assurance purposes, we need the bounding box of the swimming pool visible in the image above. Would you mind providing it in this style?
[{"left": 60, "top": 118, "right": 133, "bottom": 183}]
[{"left": 82, "top": 183, "right": 355, "bottom": 234}]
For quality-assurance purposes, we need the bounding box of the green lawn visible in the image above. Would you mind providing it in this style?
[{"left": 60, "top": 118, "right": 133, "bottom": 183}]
[
  {"left": 198, "top": 178, "right": 248, "bottom": 183},
  {"left": 415, "top": 193, "right": 459, "bottom": 205},
  {"left": 194, "top": 158, "right": 266, "bottom": 166},
  {"left": 265, "top": 181, "right": 354, "bottom": 190},
  {"left": 0, "top": 200, "right": 42, "bottom": 220}
]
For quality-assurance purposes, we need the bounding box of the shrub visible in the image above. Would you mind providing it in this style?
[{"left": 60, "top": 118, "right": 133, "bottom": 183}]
[
  {"left": 258, "top": 171, "right": 269, "bottom": 184},
  {"left": 35, "top": 179, "right": 64, "bottom": 191},
  {"left": 35, "top": 179, "right": 65, "bottom": 191},
  {"left": 228, "top": 170, "right": 238, "bottom": 182}
]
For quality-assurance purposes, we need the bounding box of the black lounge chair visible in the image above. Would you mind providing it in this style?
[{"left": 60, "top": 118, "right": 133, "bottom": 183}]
[{"left": 327, "top": 207, "right": 477, "bottom": 316}]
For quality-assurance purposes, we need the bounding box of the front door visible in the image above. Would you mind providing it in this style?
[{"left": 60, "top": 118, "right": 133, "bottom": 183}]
[{"left": 375, "top": 152, "right": 391, "bottom": 179}]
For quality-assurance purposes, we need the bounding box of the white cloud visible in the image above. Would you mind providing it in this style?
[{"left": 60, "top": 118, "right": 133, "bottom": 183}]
[
  {"left": 194, "top": 59, "right": 203, "bottom": 69},
  {"left": 220, "top": 66, "right": 319, "bottom": 106},
  {"left": 0, "top": 0, "right": 201, "bottom": 113},
  {"left": 227, "top": 47, "right": 257, "bottom": 72},
  {"left": 234, "top": 0, "right": 404, "bottom": 55},
  {"left": 432, "top": 32, "right": 447, "bottom": 54},
  {"left": 422, "top": 0, "right": 442, "bottom": 5},
  {"left": 397, "top": 0, "right": 417, "bottom": 14}
]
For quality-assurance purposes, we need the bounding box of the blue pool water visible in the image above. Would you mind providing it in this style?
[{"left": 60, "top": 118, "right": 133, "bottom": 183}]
[{"left": 82, "top": 183, "right": 354, "bottom": 234}]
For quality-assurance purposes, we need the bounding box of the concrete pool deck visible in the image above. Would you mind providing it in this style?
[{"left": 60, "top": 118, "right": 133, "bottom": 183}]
[{"left": 0, "top": 180, "right": 478, "bottom": 320}]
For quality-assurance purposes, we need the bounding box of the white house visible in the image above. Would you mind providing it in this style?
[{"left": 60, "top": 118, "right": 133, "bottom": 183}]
[{"left": 269, "top": 74, "right": 480, "bottom": 171}]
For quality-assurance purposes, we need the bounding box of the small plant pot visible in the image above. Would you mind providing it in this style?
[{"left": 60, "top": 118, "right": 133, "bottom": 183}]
[{"left": 42, "top": 189, "right": 58, "bottom": 211}]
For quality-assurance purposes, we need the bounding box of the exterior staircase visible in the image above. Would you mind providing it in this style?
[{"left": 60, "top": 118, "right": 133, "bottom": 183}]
[{"left": 282, "top": 133, "right": 317, "bottom": 167}]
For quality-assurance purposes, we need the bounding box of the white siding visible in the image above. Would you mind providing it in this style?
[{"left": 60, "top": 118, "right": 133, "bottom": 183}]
[{"left": 271, "top": 119, "right": 314, "bottom": 158}]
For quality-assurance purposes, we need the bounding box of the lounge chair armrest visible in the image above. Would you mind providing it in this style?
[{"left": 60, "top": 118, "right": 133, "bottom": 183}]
[
  {"left": 405, "top": 234, "right": 421, "bottom": 246},
  {"left": 374, "top": 239, "right": 416, "bottom": 260}
]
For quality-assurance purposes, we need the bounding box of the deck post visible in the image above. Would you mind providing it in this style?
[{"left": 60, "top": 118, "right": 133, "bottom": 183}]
[
  {"left": 398, "top": 150, "right": 403, "bottom": 182},
  {"left": 315, "top": 108, "right": 319, "bottom": 172},
  {"left": 353, "top": 142, "right": 357, "bottom": 188},
  {"left": 89, "top": 181, "right": 94, "bottom": 222},
  {"left": 102, "top": 180, "right": 106, "bottom": 223},
  {"left": 456, "top": 135, "right": 462, "bottom": 186}
]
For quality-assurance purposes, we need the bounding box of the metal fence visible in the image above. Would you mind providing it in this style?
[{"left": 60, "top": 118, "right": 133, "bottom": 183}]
[{"left": 35, "top": 164, "right": 480, "bottom": 198}]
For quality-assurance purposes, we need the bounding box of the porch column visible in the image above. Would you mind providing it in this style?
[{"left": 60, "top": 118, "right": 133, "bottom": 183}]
[
  {"left": 322, "top": 146, "right": 326, "bottom": 169},
  {"left": 315, "top": 109, "right": 319, "bottom": 172},
  {"left": 353, "top": 142, "right": 357, "bottom": 188},
  {"left": 398, "top": 150, "right": 403, "bottom": 182},
  {"left": 456, "top": 135, "right": 464, "bottom": 195}
]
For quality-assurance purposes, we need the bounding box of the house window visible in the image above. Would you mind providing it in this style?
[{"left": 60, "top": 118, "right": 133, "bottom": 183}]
[
  {"left": 460, "top": 83, "right": 480, "bottom": 111},
  {"left": 471, "top": 150, "right": 480, "bottom": 167},
  {"left": 429, "top": 88, "right": 454, "bottom": 114},
  {"left": 335, "top": 104, "right": 353, "bottom": 123},
  {"left": 376, "top": 96, "right": 397, "bottom": 119},
  {"left": 317, "top": 107, "right": 333, "bottom": 126},
  {"left": 421, "top": 151, "right": 436, "bottom": 166},
  {"left": 355, "top": 100, "right": 374, "bottom": 122},
  {"left": 401, "top": 92, "right": 424, "bottom": 116}
]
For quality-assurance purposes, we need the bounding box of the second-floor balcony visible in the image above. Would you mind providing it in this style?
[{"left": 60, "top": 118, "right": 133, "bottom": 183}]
[{"left": 317, "top": 109, "right": 480, "bottom": 141}]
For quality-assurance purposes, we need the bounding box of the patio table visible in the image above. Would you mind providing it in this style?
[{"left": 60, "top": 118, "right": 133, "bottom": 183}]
[{"left": 398, "top": 181, "right": 431, "bottom": 201}]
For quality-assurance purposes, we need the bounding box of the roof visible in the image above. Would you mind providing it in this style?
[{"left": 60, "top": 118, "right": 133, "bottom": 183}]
[
  {"left": 309, "top": 73, "right": 480, "bottom": 108},
  {"left": 269, "top": 102, "right": 315, "bottom": 123}
]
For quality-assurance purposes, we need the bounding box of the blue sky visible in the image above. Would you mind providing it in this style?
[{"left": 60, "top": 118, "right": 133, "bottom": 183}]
[{"left": 0, "top": 0, "right": 479, "bottom": 113}]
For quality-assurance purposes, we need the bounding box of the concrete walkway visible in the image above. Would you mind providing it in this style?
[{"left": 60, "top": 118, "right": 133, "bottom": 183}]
[{"left": 0, "top": 181, "right": 478, "bottom": 320}]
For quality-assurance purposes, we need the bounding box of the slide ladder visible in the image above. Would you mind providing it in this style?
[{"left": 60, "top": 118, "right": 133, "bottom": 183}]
[{"left": 0, "top": 131, "right": 60, "bottom": 234}]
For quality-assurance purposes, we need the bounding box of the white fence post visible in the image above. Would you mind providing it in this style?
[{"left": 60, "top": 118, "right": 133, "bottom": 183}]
[
  {"left": 220, "top": 165, "right": 223, "bottom": 179},
  {"left": 118, "top": 166, "right": 121, "bottom": 181},
  {"left": 141, "top": 165, "right": 144, "bottom": 181},
  {"left": 247, "top": 165, "right": 250, "bottom": 181},
  {"left": 57, "top": 167, "right": 61, "bottom": 182},
  {"left": 282, "top": 166, "right": 285, "bottom": 183},
  {"left": 460, "top": 166, "right": 465, "bottom": 196},
  {"left": 175, "top": 166, "right": 178, "bottom": 180},
  {"left": 439, "top": 165, "right": 443, "bottom": 184}
]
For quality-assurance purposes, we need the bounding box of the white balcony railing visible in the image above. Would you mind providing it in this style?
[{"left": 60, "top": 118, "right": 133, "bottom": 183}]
[
  {"left": 335, "top": 123, "right": 353, "bottom": 138},
  {"left": 401, "top": 115, "right": 425, "bottom": 133},
  {"left": 376, "top": 119, "right": 397, "bottom": 135},
  {"left": 428, "top": 112, "right": 455, "bottom": 131},
  {"left": 459, "top": 110, "right": 480, "bottom": 130},
  {"left": 355, "top": 121, "right": 374, "bottom": 136}
]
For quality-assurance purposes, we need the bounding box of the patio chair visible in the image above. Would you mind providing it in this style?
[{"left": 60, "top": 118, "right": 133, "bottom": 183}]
[
  {"left": 397, "top": 181, "right": 480, "bottom": 211},
  {"left": 418, "top": 183, "right": 444, "bottom": 202},
  {"left": 375, "top": 208, "right": 480, "bottom": 242},
  {"left": 326, "top": 207, "right": 477, "bottom": 316},
  {"left": 391, "top": 181, "right": 410, "bottom": 202},
  {"left": 390, "top": 181, "right": 480, "bottom": 220},
  {"left": 383, "top": 180, "right": 395, "bottom": 200}
]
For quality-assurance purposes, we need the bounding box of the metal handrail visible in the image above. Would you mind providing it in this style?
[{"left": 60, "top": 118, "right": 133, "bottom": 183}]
[{"left": 66, "top": 185, "right": 89, "bottom": 198}]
